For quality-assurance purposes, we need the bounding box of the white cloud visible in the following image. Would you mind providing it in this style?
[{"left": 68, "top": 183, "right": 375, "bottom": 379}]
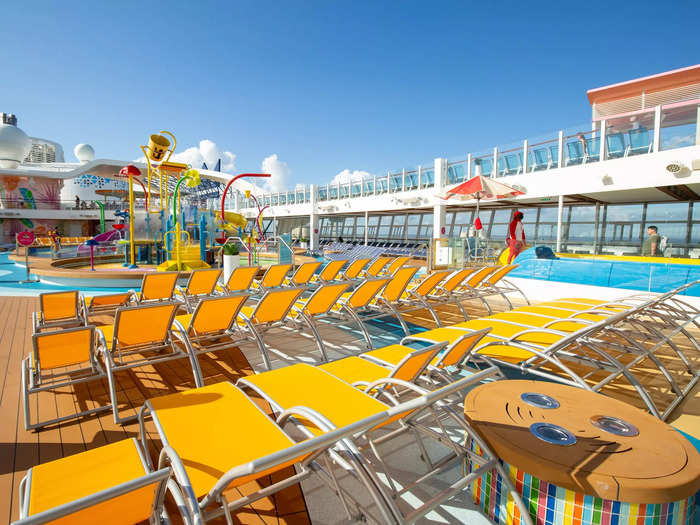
[
  {"left": 332, "top": 169, "right": 371, "bottom": 184},
  {"left": 135, "top": 139, "right": 236, "bottom": 173},
  {"left": 261, "top": 154, "right": 291, "bottom": 192}
]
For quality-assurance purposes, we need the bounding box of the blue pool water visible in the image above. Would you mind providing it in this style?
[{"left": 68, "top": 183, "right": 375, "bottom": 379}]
[
  {"left": 510, "top": 248, "right": 700, "bottom": 296},
  {"left": 0, "top": 253, "right": 131, "bottom": 295}
]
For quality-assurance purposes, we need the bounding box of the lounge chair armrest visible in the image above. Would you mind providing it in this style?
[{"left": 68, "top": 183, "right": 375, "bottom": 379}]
[
  {"left": 363, "top": 378, "right": 429, "bottom": 402},
  {"left": 157, "top": 445, "right": 202, "bottom": 523},
  {"left": 276, "top": 405, "right": 338, "bottom": 433}
]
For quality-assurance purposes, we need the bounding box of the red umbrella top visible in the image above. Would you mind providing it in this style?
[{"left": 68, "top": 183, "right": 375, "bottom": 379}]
[
  {"left": 118, "top": 164, "right": 142, "bottom": 177},
  {"left": 445, "top": 175, "right": 524, "bottom": 200}
]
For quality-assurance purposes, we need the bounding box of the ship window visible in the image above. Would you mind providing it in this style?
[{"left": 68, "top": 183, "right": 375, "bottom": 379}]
[
  {"left": 377, "top": 216, "right": 391, "bottom": 238},
  {"left": 419, "top": 214, "right": 433, "bottom": 238},
  {"left": 645, "top": 202, "right": 689, "bottom": 222},
  {"left": 604, "top": 204, "right": 643, "bottom": 222}
]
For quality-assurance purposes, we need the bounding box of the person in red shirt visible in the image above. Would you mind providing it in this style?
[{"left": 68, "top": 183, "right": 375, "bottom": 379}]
[{"left": 507, "top": 211, "right": 525, "bottom": 263}]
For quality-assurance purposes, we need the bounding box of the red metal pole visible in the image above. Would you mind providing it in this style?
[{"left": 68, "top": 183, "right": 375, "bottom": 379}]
[{"left": 219, "top": 173, "right": 270, "bottom": 223}]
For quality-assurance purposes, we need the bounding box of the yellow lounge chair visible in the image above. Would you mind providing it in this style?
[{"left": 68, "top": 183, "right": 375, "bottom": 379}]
[
  {"left": 328, "top": 276, "right": 392, "bottom": 350},
  {"left": 285, "top": 260, "right": 322, "bottom": 286},
  {"left": 253, "top": 263, "right": 292, "bottom": 291},
  {"left": 172, "top": 293, "right": 251, "bottom": 377},
  {"left": 239, "top": 286, "right": 307, "bottom": 369},
  {"left": 134, "top": 271, "right": 179, "bottom": 304},
  {"left": 395, "top": 269, "right": 453, "bottom": 327},
  {"left": 33, "top": 290, "right": 86, "bottom": 333},
  {"left": 96, "top": 302, "right": 202, "bottom": 423},
  {"left": 311, "top": 259, "right": 347, "bottom": 283},
  {"left": 13, "top": 438, "right": 170, "bottom": 525},
  {"left": 361, "top": 266, "right": 419, "bottom": 335},
  {"left": 237, "top": 363, "right": 526, "bottom": 524},
  {"left": 426, "top": 267, "right": 480, "bottom": 320},
  {"left": 319, "top": 341, "right": 445, "bottom": 392},
  {"left": 82, "top": 292, "right": 135, "bottom": 317},
  {"left": 289, "top": 280, "right": 353, "bottom": 361},
  {"left": 342, "top": 257, "right": 371, "bottom": 280},
  {"left": 382, "top": 256, "right": 410, "bottom": 276},
  {"left": 219, "top": 265, "right": 260, "bottom": 294},
  {"left": 22, "top": 325, "right": 109, "bottom": 430},
  {"left": 138, "top": 381, "right": 401, "bottom": 524},
  {"left": 360, "top": 256, "right": 393, "bottom": 277},
  {"left": 174, "top": 268, "right": 222, "bottom": 312},
  {"left": 456, "top": 264, "right": 528, "bottom": 313}
]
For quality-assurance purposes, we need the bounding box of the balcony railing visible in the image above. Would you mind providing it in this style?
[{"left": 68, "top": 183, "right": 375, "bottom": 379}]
[{"left": 237, "top": 97, "right": 700, "bottom": 209}]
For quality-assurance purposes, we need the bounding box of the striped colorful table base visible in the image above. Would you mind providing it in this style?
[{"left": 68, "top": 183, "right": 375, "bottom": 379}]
[{"left": 465, "top": 438, "right": 697, "bottom": 525}]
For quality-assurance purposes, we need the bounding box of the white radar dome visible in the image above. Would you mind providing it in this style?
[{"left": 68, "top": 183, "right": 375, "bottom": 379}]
[
  {"left": 0, "top": 123, "right": 31, "bottom": 169},
  {"left": 74, "top": 143, "right": 95, "bottom": 163}
]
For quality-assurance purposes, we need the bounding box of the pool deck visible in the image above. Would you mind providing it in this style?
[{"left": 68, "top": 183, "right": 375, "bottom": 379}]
[{"left": 1, "top": 292, "right": 699, "bottom": 524}]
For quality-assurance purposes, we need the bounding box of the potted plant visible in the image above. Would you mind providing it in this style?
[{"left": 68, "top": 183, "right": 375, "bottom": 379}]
[
  {"left": 222, "top": 241, "right": 239, "bottom": 282},
  {"left": 300, "top": 237, "right": 309, "bottom": 249}
]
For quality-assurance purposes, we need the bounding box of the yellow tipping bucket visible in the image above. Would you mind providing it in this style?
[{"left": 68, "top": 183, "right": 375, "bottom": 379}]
[{"left": 147, "top": 134, "right": 171, "bottom": 162}]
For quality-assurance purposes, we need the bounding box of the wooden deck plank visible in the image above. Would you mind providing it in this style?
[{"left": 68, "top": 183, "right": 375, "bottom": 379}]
[{"left": 0, "top": 297, "right": 312, "bottom": 524}]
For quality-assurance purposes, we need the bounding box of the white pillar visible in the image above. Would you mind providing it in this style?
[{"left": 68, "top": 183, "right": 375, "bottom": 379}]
[
  {"left": 492, "top": 147, "right": 498, "bottom": 177},
  {"left": 433, "top": 158, "right": 447, "bottom": 239},
  {"left": 556, "top": 194, "right": 564, "bottom": 252},
  {"left": 466, "top": 153, "right": 472, "bottom": 179},
  {"left": 522, "top": 140, "right": 528, "bottom": 173},
  {"left": 364, "top": 210, "right": 369, "bottom": 246},
  {"left": 599, "top": 119, "right": 607, "bottom": 161},
  {"left": 309, "top": 184, "right": 319, "bottom": 250},
  {"left": 557, "top": 131, "right": 564, "bottom": 168},
  {"left": 653, "top": 105, "right": 662, "bottom": 152},
  {"left": 417, "top": 166, "right": 423, "bottom": 188},
  {"left": 402, "top": 168, "right": 406, "bottom": 191}
]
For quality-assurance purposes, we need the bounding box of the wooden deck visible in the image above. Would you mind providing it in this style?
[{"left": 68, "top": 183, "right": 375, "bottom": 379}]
[
  {"left": 1, "top": 293, "right": 699, "bottom": 524},
  {"left": 0, "top": 296, "right": 310, "bottom": 525}
]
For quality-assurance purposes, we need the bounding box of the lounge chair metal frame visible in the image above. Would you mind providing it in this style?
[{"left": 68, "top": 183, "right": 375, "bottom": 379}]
[
  {"left": 33, "top": 290, "right": 86, "bottom": 333},
  {"left": 138, "top": 382, "right": 403, "bottom": 525},
  {"left": 174, "top": 268, "right": 223, "bottom": 313},
  {"left": 14, "top": 438, "right": 170, "bottom": 525},
  {"left": 239, "top": 286, "right": 308, "bottom": 370},
  {"left": 81, "top": 291, "right": 137, "bottom": 317},
  {"left": 238, "top": 364, "right": 533, "bottom": 525},
  {"left": 172, "top": 293, "right": 253, "bottom": 376},
  {"left": 96, "top": 302, "right": 204, "bottom": 424},
  {"left": 326, "top": 276, "right": 392, "bottom": 350},
  {"left": 358, "top": 267, "right": 420, "bottom": 336},
  {"left": 22, "top": 325, "right": 110, "bottom": 431},
  {"left": 425, "top": 267, "right": 479, "bottom": 320},
  {"left": 453, "top": 264, "right": 529, "bottom": 314},
  {"left": 407, "top": 282, "right": 700, "bottom": 420},
  {"left": 133, "top": 271, "right": 180, "bottom": 304}
]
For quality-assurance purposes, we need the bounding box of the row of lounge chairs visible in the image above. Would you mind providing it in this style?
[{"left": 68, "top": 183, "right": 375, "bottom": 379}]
[
  {"left": 26, "top": 261, "right": 524, "bottom": 427},
  {"left": 16, "top": 260, "right": 700, "bottom": 523},
  {"left": 29, "top": 236, "right": 91, "bottom": 248},
  {"left": 18, "top": 259, "right": 544, "bottom": 523}
]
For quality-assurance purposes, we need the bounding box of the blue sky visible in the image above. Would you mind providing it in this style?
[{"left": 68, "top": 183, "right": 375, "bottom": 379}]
[{"left": 2, "top": 0, "right": 699, "bottom": 189}]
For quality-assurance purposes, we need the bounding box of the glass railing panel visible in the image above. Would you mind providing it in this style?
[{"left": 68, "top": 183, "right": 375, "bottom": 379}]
[
  {"left": 363, "top": 179, "right": 374, "bottom": 194},
  {"left": 405, "top": 170, "right": 418, "bottom": 189},
  {"left": 377, "top": 177, "right": 388, "bottom": 194},
  {"left": 446, "top": 161, "right": 466, "bottom": 185},
  {"left": 527, "top": 137, "right": 560, "bottom": 171},
  {"left": 329, "top": 186, "right": 338, "bottom": 199},
  {"left": 318, "top": 187, "right": 328, "bottom": 201},
  {"left": 562, "top": 127, "right": 602, "bottom": 165},
  {"left": 389, "top": 173, "right": 402, "bottom": 192},
  {"left": 288, "top": 193, "right": 295, "bottom": 204},
  {"left": 305, "top": 191, "right": 310, "bottom": 202},
  {"left": 272, "top": 195, "right": 279, "bottom": 206},
  {"left": 499, "top": 148, "right": 523, "bottom": 176},
  {"left": 605, "top": 110, "right": 655, "bottom": 159},
  {"left": 339, "top": 184, "right": 350, "bottom": 198},
  {"left": 471, "top": 151, "right": 493, "bottom": 177},
  {"left": 351, "top": 182, "right": 361, "bottom": 197},
  {"left": 264, "top": 196, "right": 271, "bottom": 206},
  {"left": 420, "top": 168, "right": 434, "bottom": 187},
  {"left": 660, "top": 101, "right": 699, "bottom": 151}
]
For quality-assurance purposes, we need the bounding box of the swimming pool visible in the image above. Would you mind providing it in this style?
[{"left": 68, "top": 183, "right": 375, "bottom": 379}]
[
  {"left": 510, "top": 248, "right": 700, "bottom": 296},
  {"left": 0, "top": 252, "right": 133, "bottom": 296}
]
